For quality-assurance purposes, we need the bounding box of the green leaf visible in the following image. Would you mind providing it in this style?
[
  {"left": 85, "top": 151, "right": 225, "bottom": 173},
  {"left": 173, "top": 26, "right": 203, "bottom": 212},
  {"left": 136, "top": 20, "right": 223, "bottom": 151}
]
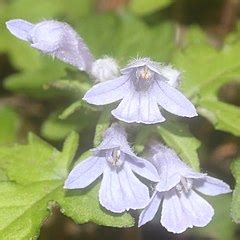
[
  {"left": 55, "top": 0, "right": 95, "bottom": 22},
  {"left": 49, "top": 79, "right": 90, "bottom": 96},
  {"left": 128, "top": 0, "right": 172, "bottom": 15},
  {"left": 0, "top": 169, "right": 8, "bottom": 182},
  {"left": 157, "top": 121, "right": 200, "bottom": 171},
  {"left": 93, "top": 107, "right": 112, "bottom": 147},
  {"left": 0, "top": 181, "right": 61, "bottom": 240},
  {"left": 54, "top": 131, "right": 79, "bottom": 177},
  {"left": 0, "top": 106, "right": 20, "bottom": 145},
  {"left": 59, "top": 100, "right": 83, "bottom": 120},
  {"left": 174, "top": 44, "right": 240, "bottom": 99},
  {"left": 4, "top": 59, "right": 66, "bottom": 98},
  {"left": 59, "top": 100, "right": 97, "bottom": 120},
  {"left": 0, "top": 133, "right": 134, "bottom": 239},
  {"left": 184, "top": 26, "right": 209, "bottom": 46},
  {"left": 115, "top": 17, "right": 175, "bottom": 62},
  {"left": 174, "top": 40, "right": 240, "bottom": 136},
  {"left": 198, "top": 98, "right": 240, "bottom": 137},
  {"left": 134, "top": 125, "right": 155, "bottom": 154},
  {"left": 231, "top": 158, "right": 240, "bottom": 223},
  {"left": 41, "top": 113, "right": 83, "bottom": 141},
  {"left": 59, "top": 184, "right": 133, "bottom": 228},
  {"left": 79, "top": 14, "right": 175, "bottom": 62}
]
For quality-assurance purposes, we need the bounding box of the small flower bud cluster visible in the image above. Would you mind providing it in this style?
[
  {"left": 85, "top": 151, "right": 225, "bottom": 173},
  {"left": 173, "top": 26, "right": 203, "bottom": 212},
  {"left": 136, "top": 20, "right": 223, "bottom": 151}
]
[{"left": 6, "top": 19, "right": 231, "bottom": 234}]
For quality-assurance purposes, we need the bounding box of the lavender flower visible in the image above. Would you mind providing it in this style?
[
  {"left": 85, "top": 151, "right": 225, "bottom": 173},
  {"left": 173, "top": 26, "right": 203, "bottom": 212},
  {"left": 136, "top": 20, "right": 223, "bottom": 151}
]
[
  {"left": 138, "top": 144, "right": 231, "bottom": 234},
  {"left": 83, "top": 58, "right": 197, "bottom": 124},
  {"left": 64, "top": 123, "right": 159, "bottom": 213},
  {"left": 6, "top": 19, "right": 94, "bottom": 72}
]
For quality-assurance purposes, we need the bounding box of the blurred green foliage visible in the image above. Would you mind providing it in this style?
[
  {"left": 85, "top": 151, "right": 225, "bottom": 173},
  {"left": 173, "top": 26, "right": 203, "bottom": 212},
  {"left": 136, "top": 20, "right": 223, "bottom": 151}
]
[
  {"left": 128, "top": 0, "right": 173, "bottom": 15},
  {"left": 0, "top": 106, "right": 20, "bottom": 145},
  {"left": 231, "top": 158, "right": 240, "bottom": 224}
]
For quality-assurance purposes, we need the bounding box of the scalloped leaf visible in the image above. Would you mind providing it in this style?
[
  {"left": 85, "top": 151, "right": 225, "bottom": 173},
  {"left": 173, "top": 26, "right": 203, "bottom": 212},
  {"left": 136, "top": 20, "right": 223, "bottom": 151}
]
[
  {"left": 174, "top": 41, "right": 240, "bottom": 136},
  {"left": 0, "top": 132, "right": 134, "bottom": 239},
  {"left": 157, "top": 121, "right": 200, "bottom": 171}
]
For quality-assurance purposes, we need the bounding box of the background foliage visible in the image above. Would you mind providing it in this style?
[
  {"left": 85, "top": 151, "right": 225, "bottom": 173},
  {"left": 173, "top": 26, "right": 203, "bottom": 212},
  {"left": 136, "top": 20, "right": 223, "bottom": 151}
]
[{"left": 0, "top": 0, "right": 239, "bottom": 239}]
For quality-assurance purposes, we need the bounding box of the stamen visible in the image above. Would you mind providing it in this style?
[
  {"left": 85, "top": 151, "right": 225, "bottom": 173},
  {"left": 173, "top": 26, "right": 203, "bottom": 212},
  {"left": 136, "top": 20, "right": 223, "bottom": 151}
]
[
  {"left": 137, "top": 66, "right": 153, "bottom": 81},
  {"left": 176, "top": 183, "right": 183, "bottom": 191},
  {"left": 106, "top": 149, "right": 122, "bottom": 167},
  {"left": 134, "top": 66, "right": 154, "bottom": 91},
  {"left": 176, "top": 177, "right": 192, "bottom": 193}
]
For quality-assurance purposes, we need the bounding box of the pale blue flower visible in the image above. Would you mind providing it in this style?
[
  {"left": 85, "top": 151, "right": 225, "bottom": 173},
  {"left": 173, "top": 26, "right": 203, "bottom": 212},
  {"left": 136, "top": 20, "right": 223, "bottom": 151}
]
[
  {"left": 64, "top": 123, "right": 159, "bottom": 213},
  {"left": 138, "top": 144, "right": 231, "bottom": 234},
  {"left": 6, "top": 19, "right": 94, "bottom": 72},
  {"left": 83, "top": 58, "right": 197, "bottom": 124}
]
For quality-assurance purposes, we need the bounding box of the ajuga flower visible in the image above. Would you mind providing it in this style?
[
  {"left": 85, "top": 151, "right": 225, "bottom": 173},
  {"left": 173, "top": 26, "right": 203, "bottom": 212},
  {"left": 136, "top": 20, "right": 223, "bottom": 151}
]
[
  {"left": 83, "top": 58, "right": 197, "bottom": 124},
  {"left": 138, "top": 144, "right": 231, "bottom": 234},
  {"left": 64, "top": 123, "right": 159, "bottom": 213},
  {"left": 6, "top": 19, "right": 94, "bottom": 72}
]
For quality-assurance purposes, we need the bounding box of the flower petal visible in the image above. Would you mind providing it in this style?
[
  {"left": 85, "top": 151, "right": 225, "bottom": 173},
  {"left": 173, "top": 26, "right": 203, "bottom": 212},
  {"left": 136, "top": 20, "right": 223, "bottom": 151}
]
[
  {"left": 92, "top": 123, "right": 138, "bottom": 163},
  {"left": 194, "top": 176, "right": 231, "bottom": 196},
  {"left": 138, "top": 192, "right": 162, "bottom": 227},
  {"left": 180, "top": 190, "right": 214, "bottom": 227},
  {"left": 119, "top": 166, "right": 150, "bottom": 210},
  {"left": 161, "top": 189, "right": 214, "bottom": 234},
  {"left": 126, "top": 157, "right": 159, "bottom": 182},
  {"left": 64, "top": 156, "right": 105, "bottom": 189},
  {"left": 112, "top": 90, "right": 165, "bottom": 124},
  {"left": 7, "top": 19, "right": 94, "bottom": 72},
  {"left": 160, "top": 65, "right": 180, "bottom": 88},
  {"left": 99, "top": 167, "right": 124, "bottom": 213},
  {"left": 99, "top": 165, "right": 150, "bottom": 213},
  {"left": 152, "top": 80, "right": 197, "bottom": 117},
  {"left": 93, "top": 123, "right": 131, "bottom": 153},
  {"left": 152, "top": 146, "right": 192, "bottom": 191},
  {"left": 31, "top": 41, "right": 58, "bottom": 52},
  {"left": 83, "top": 76, "right": 130, "bottom": 105},
  {"left": 184, "top": 172, "right": 206, "bottom": 179},
  {"left": 155, "top": 174, "right": 181, "bottom": 192},
  {"left": 161, "top": 189, "right": 193, "bottom": 233},
  {"left": 121, "top": 58, "right": 161, "bottom": 75},
  {"left": 31, "top": 20, "right": 94, "bottom": 72},
  {"left": 6, "top": 19, "right": 33, "bottom": 41}
]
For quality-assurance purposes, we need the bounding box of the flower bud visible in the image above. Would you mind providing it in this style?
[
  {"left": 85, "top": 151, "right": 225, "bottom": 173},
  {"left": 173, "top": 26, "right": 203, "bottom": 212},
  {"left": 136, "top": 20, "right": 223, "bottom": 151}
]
[
  {"left": 91, "top": 56, "right": 119, "bottom": 82},
  {"left": 6, "top": 19, "right": 94, "bottom": 72}
]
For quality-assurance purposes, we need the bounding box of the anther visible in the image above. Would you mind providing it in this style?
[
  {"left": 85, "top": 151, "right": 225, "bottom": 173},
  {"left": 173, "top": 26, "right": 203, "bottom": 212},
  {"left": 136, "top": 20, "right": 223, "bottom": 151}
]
[
  {"left": 137, "top": 66, "right": 153, "bottom": 81},
  {"left": 106, "top": 149, "right": 122, "bottom": 167}
]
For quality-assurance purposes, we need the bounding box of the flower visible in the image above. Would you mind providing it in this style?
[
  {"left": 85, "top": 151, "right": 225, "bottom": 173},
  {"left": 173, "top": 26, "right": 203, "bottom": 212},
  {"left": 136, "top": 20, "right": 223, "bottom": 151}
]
[
  {"left": 64, "top": 123, "right": 159, "bottom": 213},
  {"left": 6, "top": 19, "right": 94, "bottom": 72},
  {"left": 91, "top": 56, "right": 120, "bottom": 82},
  {"left": 83, "top": 58, "right": 197, "bottom": 124},
  {"left": 138, "top": 144, "right": 231, "bottom": 234}
]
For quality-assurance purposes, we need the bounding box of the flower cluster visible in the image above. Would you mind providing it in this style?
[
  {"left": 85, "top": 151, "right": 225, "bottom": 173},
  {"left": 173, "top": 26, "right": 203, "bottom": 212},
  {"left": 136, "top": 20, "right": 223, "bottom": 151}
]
[
  {"left": 6, "top": 19, "right": 232, "bottom": 234},
  {"left": 65, "top": 124, "right": 231, "bottom": 233}
]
